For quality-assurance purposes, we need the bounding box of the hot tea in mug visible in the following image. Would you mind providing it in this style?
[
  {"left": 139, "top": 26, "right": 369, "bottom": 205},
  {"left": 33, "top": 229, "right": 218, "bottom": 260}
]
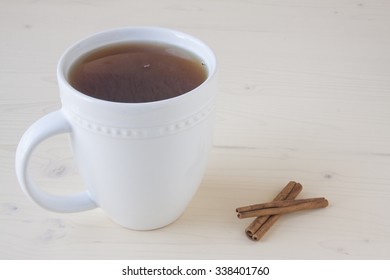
[{"left": 68, "top": 42, "right": 208, "bottom": 103}]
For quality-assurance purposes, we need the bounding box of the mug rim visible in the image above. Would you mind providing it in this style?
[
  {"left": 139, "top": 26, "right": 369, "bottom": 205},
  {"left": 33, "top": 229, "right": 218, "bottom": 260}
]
[{"left": 57, "top": 26, "right": 217, "bottom": 108}]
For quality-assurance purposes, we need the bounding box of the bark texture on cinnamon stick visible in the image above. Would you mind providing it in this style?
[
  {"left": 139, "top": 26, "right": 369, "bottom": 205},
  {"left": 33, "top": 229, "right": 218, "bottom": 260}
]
[
  {"left": 238, "top": 181, "right": 328, "bottom": 241},
  {"left": 244, "top": 181, "right": 302, "bottom": 240},
  {"left": 237, "top": 197, "right": 328, "bottom": 219}
]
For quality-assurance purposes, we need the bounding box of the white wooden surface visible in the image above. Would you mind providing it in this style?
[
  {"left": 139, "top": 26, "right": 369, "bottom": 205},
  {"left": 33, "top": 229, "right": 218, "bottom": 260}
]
[{"left": 1, "top": 0, "right": 389, "bottom": 259}]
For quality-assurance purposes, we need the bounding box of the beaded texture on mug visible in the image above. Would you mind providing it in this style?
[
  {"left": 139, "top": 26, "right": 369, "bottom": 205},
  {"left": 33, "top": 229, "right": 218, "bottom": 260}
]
[{"left": 66, "top": 101, "right": 215, "bottom": 139}]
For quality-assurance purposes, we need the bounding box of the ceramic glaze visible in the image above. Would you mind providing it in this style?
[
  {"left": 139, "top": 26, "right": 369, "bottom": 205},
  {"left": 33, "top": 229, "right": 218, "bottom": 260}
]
[{"left": 15, "top": 27, "right": 217, "bottom": 230}]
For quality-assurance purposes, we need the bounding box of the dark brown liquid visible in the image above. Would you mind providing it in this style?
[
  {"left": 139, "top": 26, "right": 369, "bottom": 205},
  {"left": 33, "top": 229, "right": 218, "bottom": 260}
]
[{"left": 68, "top": 42, "right": 207, "bottom": 103}]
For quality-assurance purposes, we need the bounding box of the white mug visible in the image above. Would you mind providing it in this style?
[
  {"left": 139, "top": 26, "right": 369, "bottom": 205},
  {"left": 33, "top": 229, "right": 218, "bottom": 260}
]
[{"left": 15, "top": 27, "right": 217, "bottom": 230}]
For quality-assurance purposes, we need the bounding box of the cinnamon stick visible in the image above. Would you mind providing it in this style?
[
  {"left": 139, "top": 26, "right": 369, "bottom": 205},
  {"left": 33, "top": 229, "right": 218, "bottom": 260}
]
[
  {"left": 245, "top": 181, "right": 302, "bottom": 238},
  {"left": 237, "top": 197, "right": 328, "bottom": 219},
  {"left": 237, "top": 197, "right": 324, "bottom": 213}
]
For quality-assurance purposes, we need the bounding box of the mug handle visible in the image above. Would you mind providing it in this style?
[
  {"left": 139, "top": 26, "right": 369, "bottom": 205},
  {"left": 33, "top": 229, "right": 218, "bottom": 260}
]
[{"left": 15, "top": 110, "right": 97, "bottom": 212}]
